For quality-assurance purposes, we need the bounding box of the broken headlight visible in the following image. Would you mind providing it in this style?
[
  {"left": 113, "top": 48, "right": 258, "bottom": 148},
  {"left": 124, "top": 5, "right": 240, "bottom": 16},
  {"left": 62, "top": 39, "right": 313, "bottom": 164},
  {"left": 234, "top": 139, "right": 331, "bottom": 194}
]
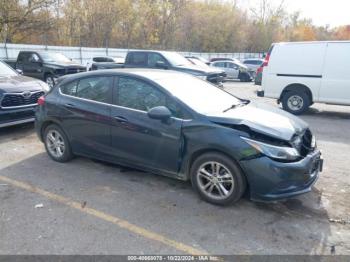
[{"left": 241, "top": 137, "right": 300, "bottom": 161}]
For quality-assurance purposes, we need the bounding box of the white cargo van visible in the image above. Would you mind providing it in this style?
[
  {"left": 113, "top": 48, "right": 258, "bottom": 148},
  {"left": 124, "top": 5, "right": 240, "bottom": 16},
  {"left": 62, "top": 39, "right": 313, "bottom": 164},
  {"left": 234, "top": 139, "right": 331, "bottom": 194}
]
[{"left": 258, "top": 41, "right": 350, "bottom": 114}]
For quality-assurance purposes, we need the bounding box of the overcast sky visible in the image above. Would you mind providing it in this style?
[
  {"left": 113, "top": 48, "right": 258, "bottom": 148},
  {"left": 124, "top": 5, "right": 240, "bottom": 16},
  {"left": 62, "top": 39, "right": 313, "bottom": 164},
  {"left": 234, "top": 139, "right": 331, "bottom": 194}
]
[{"left": 237, "top": 0, "right": 350, "bottom": 28}]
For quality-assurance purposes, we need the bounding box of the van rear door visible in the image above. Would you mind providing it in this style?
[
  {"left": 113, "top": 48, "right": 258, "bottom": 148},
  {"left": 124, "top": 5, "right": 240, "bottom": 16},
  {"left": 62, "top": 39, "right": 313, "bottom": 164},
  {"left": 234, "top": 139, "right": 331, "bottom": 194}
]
[{"left": 320, "top": 42, "right": 350, "bottom": 105}]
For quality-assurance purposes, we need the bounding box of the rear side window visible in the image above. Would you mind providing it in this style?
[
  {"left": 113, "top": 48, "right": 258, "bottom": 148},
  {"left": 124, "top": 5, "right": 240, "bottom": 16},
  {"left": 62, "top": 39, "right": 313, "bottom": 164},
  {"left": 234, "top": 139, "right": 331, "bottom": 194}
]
[
  {"left": 60, "top": 76, "right": 113, "bottom": 103},
  {"left": 128, "top": 53, "right": 147, "bottom": 66}
]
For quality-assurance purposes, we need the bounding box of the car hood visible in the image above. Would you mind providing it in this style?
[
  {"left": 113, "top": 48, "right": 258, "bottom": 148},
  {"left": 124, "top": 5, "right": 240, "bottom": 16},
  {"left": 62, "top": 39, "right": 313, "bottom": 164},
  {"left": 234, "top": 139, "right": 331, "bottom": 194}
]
[
  {"left": 0, "top": 75, "right": 44, "bottom": 93},
  {"left": 207, "top": 102, "right": 308, "bottom": 141},
  {"left": 44, "top": 62, "right": 86, "bottom": 69},
  {"left": 174, "top": 64, "right": 225, "bottom": 75}
]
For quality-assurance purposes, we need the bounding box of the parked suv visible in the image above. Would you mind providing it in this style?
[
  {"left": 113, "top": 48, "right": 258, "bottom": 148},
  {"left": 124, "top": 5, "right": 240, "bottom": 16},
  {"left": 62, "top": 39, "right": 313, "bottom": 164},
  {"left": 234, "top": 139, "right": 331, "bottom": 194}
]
[
  {"left": 0, "top": 61, "right": 49, "bottom": 128},
  {"left": 12, "top": 51, "right": 86, "bottom": 89},
  {"left": 35, "top": 69, "right": 322, "bottom": 205}
]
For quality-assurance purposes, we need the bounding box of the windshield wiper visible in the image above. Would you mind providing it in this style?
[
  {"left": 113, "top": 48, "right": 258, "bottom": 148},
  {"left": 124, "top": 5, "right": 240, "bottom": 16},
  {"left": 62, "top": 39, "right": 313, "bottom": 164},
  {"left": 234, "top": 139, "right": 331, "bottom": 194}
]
[{"left": 223, "top": 99, "right": 250, "bottom": 113}]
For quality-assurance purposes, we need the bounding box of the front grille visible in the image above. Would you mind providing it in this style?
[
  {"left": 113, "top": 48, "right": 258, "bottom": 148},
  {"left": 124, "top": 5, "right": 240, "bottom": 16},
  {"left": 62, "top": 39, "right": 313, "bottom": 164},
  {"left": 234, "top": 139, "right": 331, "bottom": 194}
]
[
  {"left": 1, "top": 91, "right": 45, "bottom": 108},
  {"left": 300, "top": 129, "right": 314, "bottom": 156},
  {"left": 66, "top": 68, "right": 85, "bottom": 74}
]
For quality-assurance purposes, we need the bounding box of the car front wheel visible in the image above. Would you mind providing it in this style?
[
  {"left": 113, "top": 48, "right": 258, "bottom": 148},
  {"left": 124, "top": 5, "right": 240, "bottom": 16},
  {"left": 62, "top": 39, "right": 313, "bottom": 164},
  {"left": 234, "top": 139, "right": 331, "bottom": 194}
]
[
  {"left": 191, "top": 153, "right": 246, "bottom": 205},
  {"left": 45, "top": 74, "right": 55, "bottom": 89},
  {"left": 44, "top": 124, "right": 73, "bottom": 162}
]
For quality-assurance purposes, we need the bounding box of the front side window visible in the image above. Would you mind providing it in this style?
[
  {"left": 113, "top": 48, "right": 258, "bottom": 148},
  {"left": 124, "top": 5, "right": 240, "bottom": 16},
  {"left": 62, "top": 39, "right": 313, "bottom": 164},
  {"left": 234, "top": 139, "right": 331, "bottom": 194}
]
[
  {"left": 148, "top": 53, "right": 167, "bottom": 67},
  {"left": 213, "top": 62, "right": 225, "bottom": 68},
  {"left": 116, "top": 77, "right": 188, "bottom": 118},
  {"left": 61, "top": 77, "right": 112, "bottom": 103},
  {"left": 117, "top": 77, "right": 166, "bottom": 111},
  {"left": 61, "top": 81, "right": 78, "bottom": 96},
  {"left": 29, "top": 53, "right": 40, "bottom": 63}
]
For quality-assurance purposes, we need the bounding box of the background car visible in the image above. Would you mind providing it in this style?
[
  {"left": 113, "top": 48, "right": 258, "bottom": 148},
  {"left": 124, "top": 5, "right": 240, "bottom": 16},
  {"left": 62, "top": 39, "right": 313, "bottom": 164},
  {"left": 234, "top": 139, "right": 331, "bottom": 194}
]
[
  {"left": 0, "top": 60, "right": 49, "bottom": 128},
  {"left": 210, "top": 60, "right": 251, "bottom": 82},
  {"left": 242, "top": 58, "right": 264, "bottom": 79},
  {"left": 209, "top": 57, "right": 241, "bottom": 64},
  {"left": 186, "top": 57, "right": 227, "bottom": 81},
  {"left": 87, "top": 56, "right": 125, "bottom": 71}
]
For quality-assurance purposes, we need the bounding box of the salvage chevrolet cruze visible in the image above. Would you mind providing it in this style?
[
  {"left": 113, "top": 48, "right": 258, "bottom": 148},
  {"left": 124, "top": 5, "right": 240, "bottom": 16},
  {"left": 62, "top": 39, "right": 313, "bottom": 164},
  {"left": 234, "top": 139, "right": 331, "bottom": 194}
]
[{"left": 35, "top": 69, "right": 323, "bottom": 205}]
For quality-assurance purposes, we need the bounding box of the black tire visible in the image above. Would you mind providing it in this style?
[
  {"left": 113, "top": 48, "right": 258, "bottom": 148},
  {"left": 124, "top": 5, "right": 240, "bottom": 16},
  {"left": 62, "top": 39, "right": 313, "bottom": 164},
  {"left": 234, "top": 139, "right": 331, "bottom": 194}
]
[
  {"left": 281, "top": 90, "right": 310, "bottom": 115},
  {"left": 239, "top": 72, "right": 251, "bottom": 82},
  {"left": 44, "top": 124, "right": 73, "bottom": 162},
  {"left": 190, "top": 152, "right": 246, "bottom": 205},
  {"left": 45, "top": 74, "right": 55, "bottom": 89}
]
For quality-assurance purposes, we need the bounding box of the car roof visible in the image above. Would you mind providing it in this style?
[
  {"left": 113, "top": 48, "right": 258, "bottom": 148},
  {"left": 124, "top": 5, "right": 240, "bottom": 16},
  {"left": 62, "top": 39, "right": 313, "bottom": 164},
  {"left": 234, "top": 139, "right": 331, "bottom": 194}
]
[{"left": 58, "top": 69, "right": 188, "bottom": 84}]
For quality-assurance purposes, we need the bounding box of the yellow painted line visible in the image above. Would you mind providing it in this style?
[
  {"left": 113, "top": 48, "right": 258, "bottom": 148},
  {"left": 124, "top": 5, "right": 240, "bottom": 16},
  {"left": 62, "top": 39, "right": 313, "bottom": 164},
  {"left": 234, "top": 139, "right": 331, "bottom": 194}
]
[{"left": 0, "top": 175, "right": 207, "bottom": 255}]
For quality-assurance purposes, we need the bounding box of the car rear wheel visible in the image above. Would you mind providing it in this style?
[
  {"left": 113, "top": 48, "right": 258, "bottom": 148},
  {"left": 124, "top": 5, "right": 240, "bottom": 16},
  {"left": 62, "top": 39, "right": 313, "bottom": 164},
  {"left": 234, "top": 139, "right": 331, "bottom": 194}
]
[
  {"left": 282, "top": 90, "right": 310, "bottom": 115},
  {"left": 190, "top": 153, "right": 246, "bottom": 205},
  {"left": 44, "top": 124, "right": 73, "bottom": 162}
]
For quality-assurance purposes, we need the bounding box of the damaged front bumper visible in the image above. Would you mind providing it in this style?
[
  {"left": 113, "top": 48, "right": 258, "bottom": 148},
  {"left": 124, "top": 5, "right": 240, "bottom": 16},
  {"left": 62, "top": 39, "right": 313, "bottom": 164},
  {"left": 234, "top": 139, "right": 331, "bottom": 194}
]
[{"left": 239, "top": 149, "right": 323, "bottom": 201}]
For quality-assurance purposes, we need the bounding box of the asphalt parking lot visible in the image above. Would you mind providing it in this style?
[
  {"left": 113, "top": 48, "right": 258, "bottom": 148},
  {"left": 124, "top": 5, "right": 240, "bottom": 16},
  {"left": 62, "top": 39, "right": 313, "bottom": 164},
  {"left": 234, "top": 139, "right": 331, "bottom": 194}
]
[{"left": 0, "top": 81, "right": 349, "bottom": 255}]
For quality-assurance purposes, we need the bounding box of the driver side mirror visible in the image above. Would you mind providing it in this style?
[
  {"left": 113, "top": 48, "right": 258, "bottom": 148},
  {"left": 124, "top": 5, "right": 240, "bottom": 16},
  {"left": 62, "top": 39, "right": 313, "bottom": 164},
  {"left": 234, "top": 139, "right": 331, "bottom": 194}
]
[
  {"left": 16, "top": 69, "right": 23, "bottom": 75},
  {"left": 155, "top": 61, "right": 168, "bottom": 69},
  {"left": 147, "top": 106, "right": 172, "bottom": 121}
]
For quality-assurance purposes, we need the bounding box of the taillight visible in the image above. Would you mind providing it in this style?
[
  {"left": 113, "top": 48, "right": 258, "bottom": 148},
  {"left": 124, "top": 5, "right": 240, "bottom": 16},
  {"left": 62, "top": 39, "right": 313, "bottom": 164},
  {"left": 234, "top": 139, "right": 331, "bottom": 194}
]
[
  {"left": 37, "top": 96, "right": 45, "bottom": 106},
  {"left": 257, "top": 66, "right": 263, "bottom": 73},
  {"left": 262, "top": 53, "right": 270, "bottom": 67}
]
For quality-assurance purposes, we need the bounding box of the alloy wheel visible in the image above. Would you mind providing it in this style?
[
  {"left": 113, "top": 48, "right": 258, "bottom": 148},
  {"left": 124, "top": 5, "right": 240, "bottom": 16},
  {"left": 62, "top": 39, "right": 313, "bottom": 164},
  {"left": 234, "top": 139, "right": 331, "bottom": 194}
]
[
  {"left": 46, "top": 130, "right": 65, "bottom": 158},
  {"left": 46, "top": 77, "right": 55, "bottom": 89},
  {"left": 196, "top": 161, "right": 235, "bottom": 200}
]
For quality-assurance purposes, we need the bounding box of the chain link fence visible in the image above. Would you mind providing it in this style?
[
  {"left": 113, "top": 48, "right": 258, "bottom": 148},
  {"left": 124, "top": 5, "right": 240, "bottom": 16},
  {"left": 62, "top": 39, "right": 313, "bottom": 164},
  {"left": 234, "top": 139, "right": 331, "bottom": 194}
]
[{"left": 0, "top": 43, "right": 264, "bottom": 65}]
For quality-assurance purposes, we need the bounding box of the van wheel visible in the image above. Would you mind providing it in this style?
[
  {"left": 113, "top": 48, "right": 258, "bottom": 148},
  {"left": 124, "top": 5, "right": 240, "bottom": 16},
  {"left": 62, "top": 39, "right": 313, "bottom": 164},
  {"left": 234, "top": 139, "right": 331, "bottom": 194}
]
[
  {"left": 190, "top": 152, "right": 246, "bottom": 205},
  {"left": 282, "top": 90, "right": 310, "bottom": 115}
]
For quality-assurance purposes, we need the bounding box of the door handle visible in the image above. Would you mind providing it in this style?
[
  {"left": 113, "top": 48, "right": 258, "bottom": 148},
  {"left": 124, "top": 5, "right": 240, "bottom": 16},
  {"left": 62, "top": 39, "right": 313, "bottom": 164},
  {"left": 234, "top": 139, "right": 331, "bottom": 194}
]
[
  {"left": 64, "top": 103, "right": 76, "bottom": 109},
  {"left": 114, "top": 116, "right": 128, "bottom": 123}
]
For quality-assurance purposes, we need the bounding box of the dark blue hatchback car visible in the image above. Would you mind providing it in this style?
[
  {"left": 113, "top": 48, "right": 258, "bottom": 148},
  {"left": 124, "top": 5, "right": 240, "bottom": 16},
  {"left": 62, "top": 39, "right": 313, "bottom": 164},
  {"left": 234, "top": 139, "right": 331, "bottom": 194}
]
[{"left": 35, "top": 69, "right": 323, "bottom": 205}]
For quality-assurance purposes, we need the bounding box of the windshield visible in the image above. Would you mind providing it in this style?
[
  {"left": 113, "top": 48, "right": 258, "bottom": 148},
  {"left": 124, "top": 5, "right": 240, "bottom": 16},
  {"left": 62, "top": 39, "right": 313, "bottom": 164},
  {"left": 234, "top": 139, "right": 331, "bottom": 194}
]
[
  {"left": 162, "top": 52, "right": 193, "bottom": 67},
  {"left": 40, "top": 52, "right": 71, "bottom": 63},
  {"left": 0, "top": 61, "right": 17, "bottom": 76},
  {"left": 155, "top": 74, "right": 241, "bottom": 115}
]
